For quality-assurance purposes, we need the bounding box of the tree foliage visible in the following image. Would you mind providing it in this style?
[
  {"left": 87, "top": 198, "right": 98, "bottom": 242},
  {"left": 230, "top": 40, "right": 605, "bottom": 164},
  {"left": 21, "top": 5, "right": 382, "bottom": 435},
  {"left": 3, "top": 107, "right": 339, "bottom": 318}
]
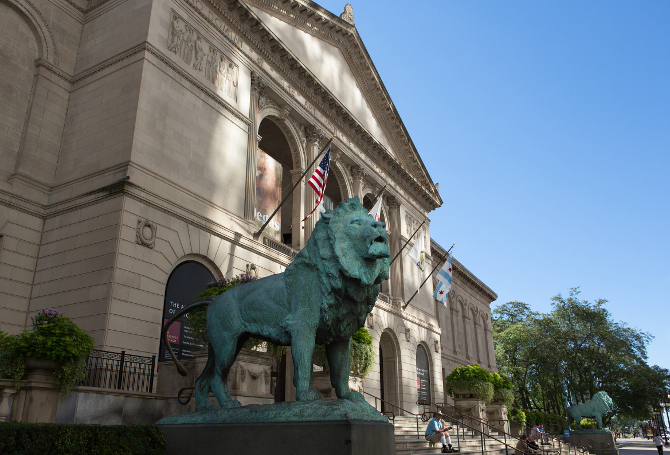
[{"left": 493, "top": 288, "right": 670, "bottom": 421}]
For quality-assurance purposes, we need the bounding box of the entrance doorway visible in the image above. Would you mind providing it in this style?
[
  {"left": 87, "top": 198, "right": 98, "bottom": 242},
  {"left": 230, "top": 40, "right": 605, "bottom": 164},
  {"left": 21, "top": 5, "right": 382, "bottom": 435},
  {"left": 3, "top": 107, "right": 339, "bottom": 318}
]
[{"left": 379, "top": 331, "right": 400, "bottom": 413}]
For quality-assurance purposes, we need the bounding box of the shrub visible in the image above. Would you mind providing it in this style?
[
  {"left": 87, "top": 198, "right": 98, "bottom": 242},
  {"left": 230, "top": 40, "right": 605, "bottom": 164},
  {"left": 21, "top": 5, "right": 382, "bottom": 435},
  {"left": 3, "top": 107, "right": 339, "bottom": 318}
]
[
  {"left": 491, "top": 373, "right": 514, "bottom": 406},
  {"left": 524, "top": 410, "right": 568, "bottom": 431},
  {"left": 444, "top": 364, "right": 495, "bottom": 403},
  {"left": 509, "top": 408, "right": 527, "bottom": 429},
  {"left": 578, "top": 418, "right": 598, "bottom": 430},
  {"left": 314, "top": 327, "right": 376, "bottom": 378},
  {"left": 0, "top": 309, "right": 94, "bottom": 397},
  {"left": 0, "top": 422, "right": 166, "bottom": 455}
]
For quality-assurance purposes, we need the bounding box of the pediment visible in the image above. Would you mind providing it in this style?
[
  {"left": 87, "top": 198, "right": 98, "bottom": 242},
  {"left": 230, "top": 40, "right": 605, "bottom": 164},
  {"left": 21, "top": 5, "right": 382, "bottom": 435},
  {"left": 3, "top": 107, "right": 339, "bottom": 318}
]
[
  {"left": 233, "top": 0, "right": 441, "bottom": 209},
  {"left": 248, "top": 5, "right": 395, "bottom": 156}
]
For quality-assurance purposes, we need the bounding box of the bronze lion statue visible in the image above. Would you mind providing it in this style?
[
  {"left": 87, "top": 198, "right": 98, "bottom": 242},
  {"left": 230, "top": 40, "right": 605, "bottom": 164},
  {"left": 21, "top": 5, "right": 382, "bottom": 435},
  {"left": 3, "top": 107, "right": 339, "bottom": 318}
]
[
  {"left": 163, "top": 197, "right": 390, "bottom": 410},
  {"left": 567, "top": 391, "right": 614, "bottom": 429}
]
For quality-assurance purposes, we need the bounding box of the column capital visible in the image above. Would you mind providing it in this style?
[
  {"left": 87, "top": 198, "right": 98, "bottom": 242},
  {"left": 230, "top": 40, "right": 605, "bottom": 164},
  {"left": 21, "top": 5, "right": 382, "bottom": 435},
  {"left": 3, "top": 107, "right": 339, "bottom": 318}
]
[
  {"left": 385, "top": 194, "right": 401, "bottom": 210},
  {"left": 351, "top": 165, "right": 367, "bottom": 183},
  {"left": 306, "top": 125, "right": 328, "bottom": 146},
  {"left": 289, "top": 168, "right": 305, "bottom": 178},
  {"left": 251, "top": 71, "right": 265, "bottom": 96}
]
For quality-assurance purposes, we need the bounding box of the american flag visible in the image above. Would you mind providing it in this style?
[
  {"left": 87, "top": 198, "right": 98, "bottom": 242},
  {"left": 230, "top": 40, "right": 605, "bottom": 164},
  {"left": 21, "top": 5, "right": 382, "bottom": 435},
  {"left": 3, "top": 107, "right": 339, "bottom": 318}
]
[{"left": 302, "top": 148, "right": 331, "bottom": 221}]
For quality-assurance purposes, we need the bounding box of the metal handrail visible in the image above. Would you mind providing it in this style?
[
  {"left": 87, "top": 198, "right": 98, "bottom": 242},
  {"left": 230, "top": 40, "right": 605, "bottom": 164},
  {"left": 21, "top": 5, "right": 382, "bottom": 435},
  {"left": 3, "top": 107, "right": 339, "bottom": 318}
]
[{"left": 361, "top": 390, "right": 426, "bottom": 440}]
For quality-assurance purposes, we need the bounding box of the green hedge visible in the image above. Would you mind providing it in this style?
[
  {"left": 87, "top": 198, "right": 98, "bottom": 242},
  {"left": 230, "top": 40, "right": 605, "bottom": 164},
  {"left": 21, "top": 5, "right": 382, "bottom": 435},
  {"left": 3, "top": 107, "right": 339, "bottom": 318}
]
[{"left": 0, "top": 422, "right": 166, "bottom": 455}]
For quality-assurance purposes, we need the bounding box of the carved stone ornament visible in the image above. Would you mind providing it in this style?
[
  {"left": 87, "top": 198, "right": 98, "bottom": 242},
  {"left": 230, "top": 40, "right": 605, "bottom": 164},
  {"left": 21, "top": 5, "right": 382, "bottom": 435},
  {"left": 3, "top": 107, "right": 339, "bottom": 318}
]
[
  {"left": 434, "top": 339, "right": 440, "bottom": 353},
  {"left": 259, "top": 93, "right": 280, "bottom": 111},
  {"left": 366, "top": 313, "right": 373, "bottom": 329},
  {"left": 340, "top": 4, "right": 354, "bottom": 25},
  {"left": 250, "top": 71, "right": 265, "bottom": 96},
  {"left": 136, "top": 219, "right": 157, "bottom": 249},
  {"left": 351, "top": 166, "right": 367, "bottom": 184},
  {"left": 404, "top": 327, "right": 411, "bottom": 342},
  {"left": 246, "top": 263, "right": 258, "bottom": 278},
  {"left": 167, "top": 10, "right": 239, "bottom": 102}
]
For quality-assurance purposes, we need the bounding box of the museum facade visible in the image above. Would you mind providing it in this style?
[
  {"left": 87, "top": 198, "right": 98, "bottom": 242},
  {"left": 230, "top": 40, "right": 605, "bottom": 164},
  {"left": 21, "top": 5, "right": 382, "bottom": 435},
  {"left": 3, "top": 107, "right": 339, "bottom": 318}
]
[{"left": 0, "top": 0, "right": 497, "bottom": 412}]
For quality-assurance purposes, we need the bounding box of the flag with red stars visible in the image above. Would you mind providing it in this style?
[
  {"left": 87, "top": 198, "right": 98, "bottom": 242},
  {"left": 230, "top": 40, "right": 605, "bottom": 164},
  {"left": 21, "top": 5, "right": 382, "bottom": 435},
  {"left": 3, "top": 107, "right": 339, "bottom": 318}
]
[{"left": 433, "top": 254, "right": 452, "bottom": 306}]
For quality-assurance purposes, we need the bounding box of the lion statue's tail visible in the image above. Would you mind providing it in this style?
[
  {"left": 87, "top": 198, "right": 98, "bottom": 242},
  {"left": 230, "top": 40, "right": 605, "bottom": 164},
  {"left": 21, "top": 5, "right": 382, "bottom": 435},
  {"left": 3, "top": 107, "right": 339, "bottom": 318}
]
[{"left": 161, "top": 297, "right": 214, "bottom": 376}]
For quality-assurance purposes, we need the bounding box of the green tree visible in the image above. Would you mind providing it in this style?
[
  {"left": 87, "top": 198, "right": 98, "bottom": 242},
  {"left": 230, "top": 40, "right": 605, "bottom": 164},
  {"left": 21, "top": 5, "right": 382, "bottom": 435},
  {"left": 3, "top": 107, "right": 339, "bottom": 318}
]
[{"left": 493, "top": 288, "right": 669, "bottom": 422}]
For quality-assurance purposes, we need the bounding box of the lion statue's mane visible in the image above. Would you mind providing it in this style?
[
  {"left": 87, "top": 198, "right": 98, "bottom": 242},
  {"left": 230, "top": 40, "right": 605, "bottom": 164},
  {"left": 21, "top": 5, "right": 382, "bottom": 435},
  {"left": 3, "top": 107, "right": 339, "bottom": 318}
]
[
  {"left": 163, "top": 197, "right": 391, "bottom": 410},
  {"left": 566, "top": 391, "right": 614, "bottom": 430}
]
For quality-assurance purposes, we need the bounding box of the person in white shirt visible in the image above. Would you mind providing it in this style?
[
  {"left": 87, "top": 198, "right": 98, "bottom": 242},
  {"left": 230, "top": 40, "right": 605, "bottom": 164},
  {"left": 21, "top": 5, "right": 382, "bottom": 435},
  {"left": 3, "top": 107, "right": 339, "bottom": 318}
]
[{"left": 653, "top": 433, "right": 664, "bottom": 455}]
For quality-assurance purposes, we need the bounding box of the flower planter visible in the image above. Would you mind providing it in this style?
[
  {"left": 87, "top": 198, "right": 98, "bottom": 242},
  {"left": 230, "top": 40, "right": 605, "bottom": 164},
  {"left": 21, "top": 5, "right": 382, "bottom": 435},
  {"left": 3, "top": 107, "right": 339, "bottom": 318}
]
[
  {"left": 452, "top": 391, "right": 488, "bottom": 431},
  {"left": 486, "top": 402, "right": 509, "bottom": 433},
  {"left": 11, "top": 356, "right": 60, "bottom": 423}
]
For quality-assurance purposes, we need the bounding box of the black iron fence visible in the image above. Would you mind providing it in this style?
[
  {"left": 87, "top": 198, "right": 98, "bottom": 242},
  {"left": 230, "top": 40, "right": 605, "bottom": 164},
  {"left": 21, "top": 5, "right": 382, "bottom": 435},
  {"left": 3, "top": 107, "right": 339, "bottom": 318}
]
[{"left": 80, "top": 350, "right": 156, "bottom": 393}]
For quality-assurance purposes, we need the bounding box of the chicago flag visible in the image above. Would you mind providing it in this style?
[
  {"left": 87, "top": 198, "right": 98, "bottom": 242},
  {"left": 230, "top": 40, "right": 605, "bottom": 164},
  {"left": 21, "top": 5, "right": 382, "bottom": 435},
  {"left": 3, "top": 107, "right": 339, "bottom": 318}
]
[{"left": 433, "top": 254, "right": 452, "bottom": 306}]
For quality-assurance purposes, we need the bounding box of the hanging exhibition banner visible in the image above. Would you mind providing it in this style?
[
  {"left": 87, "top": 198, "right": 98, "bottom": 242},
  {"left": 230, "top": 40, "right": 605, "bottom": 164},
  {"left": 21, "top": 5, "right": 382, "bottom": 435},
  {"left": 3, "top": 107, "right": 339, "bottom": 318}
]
[
  {"left": 255, "top": 149, "right": 283, "bottom": 242},
  {"left": 159, "top": 262, "right": 213, "bottom": 362}
]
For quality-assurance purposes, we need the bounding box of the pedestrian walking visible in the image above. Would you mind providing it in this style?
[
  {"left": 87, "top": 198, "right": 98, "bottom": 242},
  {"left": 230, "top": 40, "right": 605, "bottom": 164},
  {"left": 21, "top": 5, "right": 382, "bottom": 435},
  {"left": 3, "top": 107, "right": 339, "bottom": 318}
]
[{"left": 654, "top": 433, "right": 664, "bottom": 455}]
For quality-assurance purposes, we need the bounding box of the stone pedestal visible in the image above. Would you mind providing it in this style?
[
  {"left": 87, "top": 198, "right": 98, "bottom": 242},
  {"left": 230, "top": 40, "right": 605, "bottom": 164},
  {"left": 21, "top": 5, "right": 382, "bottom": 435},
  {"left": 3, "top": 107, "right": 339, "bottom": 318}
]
[
  {"left": 485, "top": 402, "right": 509, "bottom": 434},
  {"left": 452, "top": 394, "right": 487, "bottom": 431},
  {"left": 312, "top": 371, "right": 364, "bottom": 399},
  {"left": 11, "top": 357, "right": 60, "bottom": 423},
  {"left": 156, "top": 347, "right": 275, "bottom": 409},
  {"left": 0, "top": 381, "right": 16, "bottom": 421},
  {"left": 158, "top": 420, "right": 395, "bottom": 455},
  {"left": 567, "top": 431, "right": 618, "bottom": 455}
]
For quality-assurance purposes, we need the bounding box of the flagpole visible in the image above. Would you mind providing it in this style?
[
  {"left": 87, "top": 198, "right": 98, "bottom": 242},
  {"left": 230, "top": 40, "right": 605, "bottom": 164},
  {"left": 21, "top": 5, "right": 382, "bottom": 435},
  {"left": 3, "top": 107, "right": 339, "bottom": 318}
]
[
  {"left": 252, "top": 136, "right": 334, "bottom": 240},
  {"left": 389, "top": 218, "right": 427, "bottom": 265},
  {"left": 372, "top": 184, "right": 387, "bottom": 203},
  {"left": 402, "top": 244, "right": 454, "bottom": 310}
]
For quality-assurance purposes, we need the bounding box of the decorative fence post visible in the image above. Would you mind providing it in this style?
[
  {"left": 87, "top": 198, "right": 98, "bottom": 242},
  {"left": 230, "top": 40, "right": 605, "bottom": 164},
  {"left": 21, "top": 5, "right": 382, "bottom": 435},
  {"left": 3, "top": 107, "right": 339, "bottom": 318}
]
[{"left": 116, "top": 351, "right": 126, "bottom": 390}]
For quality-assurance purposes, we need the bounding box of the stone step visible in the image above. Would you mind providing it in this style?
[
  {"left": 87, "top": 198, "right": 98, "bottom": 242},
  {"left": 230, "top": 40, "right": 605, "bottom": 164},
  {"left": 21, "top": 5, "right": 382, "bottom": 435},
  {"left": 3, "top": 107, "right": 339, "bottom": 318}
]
[
  {"left": 395, "top": 439, "right": 506, "bottom": 450},
  {"left": 395, "top": 446, "right": 509, "bottom": 455}
]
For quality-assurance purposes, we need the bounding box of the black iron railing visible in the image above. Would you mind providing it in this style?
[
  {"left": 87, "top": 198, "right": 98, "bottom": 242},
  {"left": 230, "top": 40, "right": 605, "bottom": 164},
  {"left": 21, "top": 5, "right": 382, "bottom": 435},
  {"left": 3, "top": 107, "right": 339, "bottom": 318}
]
[{"left": 80, "top": 350, "right": 156, "bottom": 393}]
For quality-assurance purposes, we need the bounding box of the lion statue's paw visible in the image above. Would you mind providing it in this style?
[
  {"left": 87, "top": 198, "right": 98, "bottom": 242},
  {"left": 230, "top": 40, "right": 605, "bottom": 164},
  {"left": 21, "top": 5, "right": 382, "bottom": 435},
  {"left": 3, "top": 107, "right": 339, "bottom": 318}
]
[
  {"left": 219, "top": 400, "right": 243, "bottom": 409},
  {"left": 297, "top": 390, "right": 322, "bottom": 402},
  {"left": 339, "top": 391, "right": 366, "bottom": 403},
  {"left": 196, "top": 405, "right": 218, "bottom": 412}
]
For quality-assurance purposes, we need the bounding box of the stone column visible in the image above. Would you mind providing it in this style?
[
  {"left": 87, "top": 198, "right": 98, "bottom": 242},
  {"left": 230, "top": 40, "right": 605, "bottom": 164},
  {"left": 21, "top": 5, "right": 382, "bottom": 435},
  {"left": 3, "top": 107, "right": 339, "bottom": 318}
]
[
  {"left": 244, "top": 72, "right": 264, "bottom": 221},
  {"left": 386, "top": 195, "right": 404, "bottom": 307},
  {"left": 351, "top": 166, "right": 366, "bottom": 201},
  {"left": 303, "top": 126, "right": 321, "bottom": 243},
  {"left": 289, "top": 168, "right": 305, "bottom": 249}
]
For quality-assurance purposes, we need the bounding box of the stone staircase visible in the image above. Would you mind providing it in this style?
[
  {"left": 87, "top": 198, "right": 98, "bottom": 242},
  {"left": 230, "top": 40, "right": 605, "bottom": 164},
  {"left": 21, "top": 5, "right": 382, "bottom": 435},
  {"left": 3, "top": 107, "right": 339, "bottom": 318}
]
[
  {"left": 391, "top": 416, "right": 577, "bottom": 455},
  {"left": 392, "top": 416, "right": 513, "bottom": 455}
]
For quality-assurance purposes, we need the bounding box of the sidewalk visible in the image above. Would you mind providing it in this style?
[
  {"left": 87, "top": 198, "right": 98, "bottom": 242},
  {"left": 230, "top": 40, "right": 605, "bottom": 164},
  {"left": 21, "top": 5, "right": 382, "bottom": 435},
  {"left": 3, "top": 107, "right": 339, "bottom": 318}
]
[{"left": 616, "top": 438, "right": 663, "bottom": 455}]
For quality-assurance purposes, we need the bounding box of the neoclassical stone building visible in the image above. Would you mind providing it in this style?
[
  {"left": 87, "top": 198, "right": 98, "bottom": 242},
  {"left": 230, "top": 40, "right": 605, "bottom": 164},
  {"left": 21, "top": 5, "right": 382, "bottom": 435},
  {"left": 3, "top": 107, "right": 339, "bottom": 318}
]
[{"left": 0, "top": 0, "right": 496, "bottom": 412}]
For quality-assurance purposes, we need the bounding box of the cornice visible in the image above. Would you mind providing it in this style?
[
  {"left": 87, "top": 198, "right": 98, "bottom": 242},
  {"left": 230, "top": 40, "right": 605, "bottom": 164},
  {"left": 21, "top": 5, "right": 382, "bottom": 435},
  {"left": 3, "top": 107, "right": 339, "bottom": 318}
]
[
  {"left": 214, "top": 0, "right": 441, "bottom": 210},
  {"left": 431, "top": 241, "right": 497, "bottom": 303}
]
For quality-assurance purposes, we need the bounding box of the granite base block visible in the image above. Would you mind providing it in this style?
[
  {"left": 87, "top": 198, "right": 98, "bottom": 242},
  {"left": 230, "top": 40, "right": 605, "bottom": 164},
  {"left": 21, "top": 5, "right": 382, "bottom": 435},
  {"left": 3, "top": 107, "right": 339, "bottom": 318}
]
[
  {"left": 567, "top": 431, "right": 618, "bottom": 455},
  {"left": 157, "top": 420, "right": 396, "bottom": 455}
]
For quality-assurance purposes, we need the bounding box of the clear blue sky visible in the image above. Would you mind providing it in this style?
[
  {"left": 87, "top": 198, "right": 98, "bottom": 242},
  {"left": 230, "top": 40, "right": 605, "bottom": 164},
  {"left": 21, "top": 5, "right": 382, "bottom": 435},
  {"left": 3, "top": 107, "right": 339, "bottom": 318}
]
[{"left": 317, "top": 1, "right": 670, "bottom": 369}]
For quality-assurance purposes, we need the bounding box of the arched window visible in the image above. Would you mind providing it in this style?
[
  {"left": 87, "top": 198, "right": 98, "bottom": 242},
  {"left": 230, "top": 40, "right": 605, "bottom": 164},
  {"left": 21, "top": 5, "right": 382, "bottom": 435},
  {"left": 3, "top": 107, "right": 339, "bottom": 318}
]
[
  {"left": 256, "top": 119, "right": 294, "bottom": 246},
  {"left": 158, "top": 261, "right": 214, "bottom": 361},
  {"left": 416, "top": 344, "right": 431, "bottom": 404}
]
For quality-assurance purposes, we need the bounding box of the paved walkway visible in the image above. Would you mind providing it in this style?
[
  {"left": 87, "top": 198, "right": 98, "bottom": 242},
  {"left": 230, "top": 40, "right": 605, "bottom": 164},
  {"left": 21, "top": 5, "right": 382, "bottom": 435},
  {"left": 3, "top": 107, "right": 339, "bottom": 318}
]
[{"left": 616, "top": 438, "right": 664, "bottom": 455}]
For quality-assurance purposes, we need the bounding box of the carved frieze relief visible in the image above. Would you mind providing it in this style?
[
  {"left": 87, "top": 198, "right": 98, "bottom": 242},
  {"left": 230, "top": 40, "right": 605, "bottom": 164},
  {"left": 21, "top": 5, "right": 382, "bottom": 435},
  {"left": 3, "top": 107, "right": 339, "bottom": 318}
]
[{"left": 168, "top": 10, "right": 239, "bottom": 103}]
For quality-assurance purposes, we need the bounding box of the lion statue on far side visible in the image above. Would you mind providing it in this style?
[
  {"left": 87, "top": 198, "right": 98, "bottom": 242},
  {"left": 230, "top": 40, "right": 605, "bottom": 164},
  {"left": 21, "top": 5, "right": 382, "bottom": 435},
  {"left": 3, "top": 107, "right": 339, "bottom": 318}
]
[
  {"left": 566, "top": 391, "right": 614, "bottom": 429},
  {"left": 162, "top": 197, "right": 391, "bottom": 410}
]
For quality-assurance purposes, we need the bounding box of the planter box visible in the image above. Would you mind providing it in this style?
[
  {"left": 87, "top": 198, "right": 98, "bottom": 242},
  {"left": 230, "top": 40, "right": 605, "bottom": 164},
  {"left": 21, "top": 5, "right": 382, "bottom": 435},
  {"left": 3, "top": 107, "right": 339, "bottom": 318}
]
[{"left": 11, "top": 357, "right": 60, "bottom": 423}]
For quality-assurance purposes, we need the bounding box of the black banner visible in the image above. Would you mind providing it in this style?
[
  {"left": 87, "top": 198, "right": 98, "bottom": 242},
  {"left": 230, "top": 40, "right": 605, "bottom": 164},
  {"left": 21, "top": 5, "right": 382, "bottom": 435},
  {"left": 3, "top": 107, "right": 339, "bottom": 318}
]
[{"left": 159, "top": 261, "right": 214, "bottom": 361}]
